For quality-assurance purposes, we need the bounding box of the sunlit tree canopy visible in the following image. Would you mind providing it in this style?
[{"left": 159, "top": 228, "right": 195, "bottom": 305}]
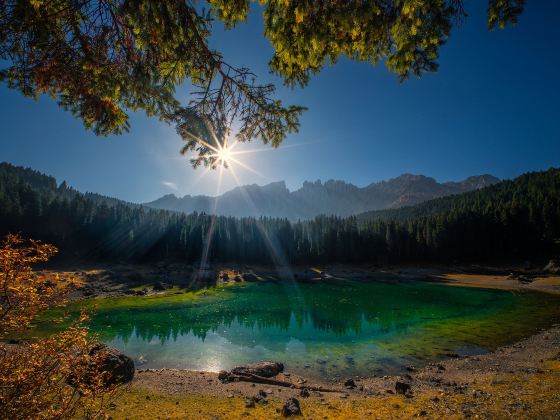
[{"left": 0, "top": 0, "right": 524, "bottom": 166}]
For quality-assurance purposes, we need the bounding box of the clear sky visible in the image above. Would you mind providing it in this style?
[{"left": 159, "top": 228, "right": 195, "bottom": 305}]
[{"left": 1, "top": 2, "right": 559, "bottom": 203}]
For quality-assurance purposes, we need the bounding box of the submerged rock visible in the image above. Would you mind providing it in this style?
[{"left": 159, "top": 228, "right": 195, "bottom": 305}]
[
  {"left": 231, "top": 361, "right": 284, "bottom": 378},
  {"left": 281, "top": 397, "right": 302, "bottom": 417}
]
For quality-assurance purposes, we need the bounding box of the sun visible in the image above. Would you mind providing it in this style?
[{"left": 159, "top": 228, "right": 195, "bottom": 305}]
[
  {"left": 215, "top": 143, "right": 234, "bottom": 167},
  {"left": 185, "top": 123, "right": 264, "bottom": 176}
]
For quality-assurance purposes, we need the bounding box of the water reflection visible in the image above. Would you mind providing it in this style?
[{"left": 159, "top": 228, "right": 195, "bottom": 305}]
[{"left": 85, "top": 281, "right": 559, "bottom": 377}]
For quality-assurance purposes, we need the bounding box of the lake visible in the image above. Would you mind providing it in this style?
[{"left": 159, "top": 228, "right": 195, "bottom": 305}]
[{"left": 80, "top": 280, "right": 560, "bottom": 380}]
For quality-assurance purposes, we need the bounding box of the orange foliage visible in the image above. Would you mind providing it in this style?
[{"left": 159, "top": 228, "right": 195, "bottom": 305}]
[{"left": 0, "top": 234, "right": 123, "bottom": 419}]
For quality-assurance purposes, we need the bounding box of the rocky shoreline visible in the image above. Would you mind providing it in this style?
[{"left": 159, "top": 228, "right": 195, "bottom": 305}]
[
  {"left": 26, "top": 263, "right": 560, "bottom": 417},
  {"left": 39, "top": 261, "right": 560, "bottom": 301},
  {"left": 107, "top": 324, "right": 560, "bottom": 418}
]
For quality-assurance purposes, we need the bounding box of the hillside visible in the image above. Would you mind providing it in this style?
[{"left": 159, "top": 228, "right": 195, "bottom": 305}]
[
  {"left": 0, "top": 162, "right": 557, "bottom": 264},
  {"left": 356, "top": 168, "right": 560, "bottom": 261},
  {"left": 144, "top": 174, "right": 499, "bottom": 220}
]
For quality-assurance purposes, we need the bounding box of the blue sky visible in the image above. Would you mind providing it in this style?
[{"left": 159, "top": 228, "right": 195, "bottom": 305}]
[{"left": 1, "top": 2, "right": 559, "bottom": 203}]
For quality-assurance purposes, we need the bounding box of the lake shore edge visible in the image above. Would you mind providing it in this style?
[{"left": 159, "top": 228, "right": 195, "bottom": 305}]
[
  {"left": 19, "top": 264, "right": 560, "bottom": 417},
  {"left": 110, "top": 322, "right": 560, "bottom": 418},
  {"left": 39, "top": 262, "right": 560, "bottom": 301}
]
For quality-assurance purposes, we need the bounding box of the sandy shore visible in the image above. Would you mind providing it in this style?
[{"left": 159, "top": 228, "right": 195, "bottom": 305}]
[
  {"left": 107, "top": 324, "right": 560, "bottom": 419},
  {"left": 31, "top": 264, "right": 560, "bottom": 418},
  {"left": 429, "top": 272, "right": 560, "bottom": 294}
]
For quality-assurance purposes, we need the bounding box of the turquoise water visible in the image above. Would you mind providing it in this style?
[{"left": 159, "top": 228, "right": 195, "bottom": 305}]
[{"left": 84, "top": 280, "right": 560, "bottom": 379}]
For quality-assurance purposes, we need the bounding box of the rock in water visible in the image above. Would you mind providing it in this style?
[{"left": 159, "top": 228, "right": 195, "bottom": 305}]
[
  {"left": 281, "top": 397, "right": 302, "bottom": 417},
  {"left": 395, "top": 381, "right": 411, "bottom": 395},
  {"left": 231, "top": 361, "right": 284, "bottom": 378}
]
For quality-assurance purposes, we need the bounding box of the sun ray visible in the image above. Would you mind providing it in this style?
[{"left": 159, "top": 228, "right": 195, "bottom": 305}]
[
  {"left": 227, "top": 156, "right": 266, "bottom": 179},
  {"left": 199, "top": 163, "right": 225, "bottom": 271},
  {"left": 203, "top": 119, "right": 223, "bottom": 149},
  {"left": 228, "top": 166, "right": 296, "bottom": 282},
  {"left": 222, "top": 139, "right": 323, "bottom": 158}
]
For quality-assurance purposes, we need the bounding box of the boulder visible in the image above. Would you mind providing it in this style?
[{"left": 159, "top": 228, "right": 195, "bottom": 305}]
[
  {"left": 231, "top": 361, "right": 284, "bottom": 378},
  {"left": 281, "top": 397, "right": 302, "bottom": 417},
  {"left": 152, "top": 281, "right": 172, "bottom": 291},
  {"left": 395, "top": 381, "right": 411, "bottom": 395},
  {"left": 517, "top": 275, "right": 533, "bottom": 284},
  {"left": 90, "top": 344, "right": 135, "bottom": 387},
  {"left": 243, "top": 273, "right": 259, "bottom": 282},
  {"left": 344, "top": 378, "right": 356, "bottom": 389},
  {"left": 218, "top": 370, "right": 229, "bottom": 382},
  {"left": 69, "top": 344, "right": 134, "bottom": 390},
  {"left": 544, "top": 259, "right": 560, "bottom": 274}
]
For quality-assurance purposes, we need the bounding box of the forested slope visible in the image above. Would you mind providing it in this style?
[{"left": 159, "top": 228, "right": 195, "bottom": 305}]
[
  {"left": 1, "top": 162, "right": 558, "bottom": 264},
  {"left": 358, "top": 169, "right": 560, "bottom": 261}
]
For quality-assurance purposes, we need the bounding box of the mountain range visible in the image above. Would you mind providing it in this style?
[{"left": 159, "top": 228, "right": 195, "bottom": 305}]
[{"left": 145, "top": 173, "right": 500, "bottom": 220}]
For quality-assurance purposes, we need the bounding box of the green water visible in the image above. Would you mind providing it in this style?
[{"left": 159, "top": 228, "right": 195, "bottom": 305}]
[{"left": 72, "top": 280, "right": 560, "bottom": 379}]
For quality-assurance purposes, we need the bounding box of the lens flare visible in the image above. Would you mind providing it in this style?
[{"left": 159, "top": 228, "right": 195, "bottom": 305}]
[{"left": 213, "top": 143, "right": 235, "bottom": 167}]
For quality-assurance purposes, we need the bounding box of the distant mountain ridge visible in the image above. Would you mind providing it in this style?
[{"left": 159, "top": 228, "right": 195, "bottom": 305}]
[{"left": 145, "top": 173, "right": 499, "bottom": 220}]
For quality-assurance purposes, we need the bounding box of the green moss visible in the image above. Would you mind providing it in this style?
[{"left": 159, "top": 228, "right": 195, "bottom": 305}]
[{"left": 84, "top": 286, "right": 235, "bottom": 310}]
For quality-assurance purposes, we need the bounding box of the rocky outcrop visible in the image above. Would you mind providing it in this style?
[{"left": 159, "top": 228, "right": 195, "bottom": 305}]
[{"left": 145, "top": 174, "right": 499, "bottom": 220}]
